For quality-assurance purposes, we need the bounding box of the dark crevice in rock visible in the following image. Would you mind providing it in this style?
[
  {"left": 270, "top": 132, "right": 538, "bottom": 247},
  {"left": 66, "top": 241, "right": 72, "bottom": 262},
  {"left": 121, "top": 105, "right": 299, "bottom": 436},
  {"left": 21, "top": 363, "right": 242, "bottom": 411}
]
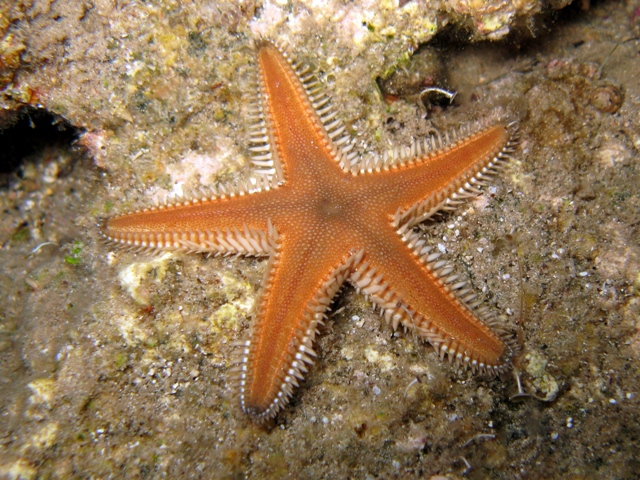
[{"left": 0, "top": 107, "right": 82, "bottom": 184}]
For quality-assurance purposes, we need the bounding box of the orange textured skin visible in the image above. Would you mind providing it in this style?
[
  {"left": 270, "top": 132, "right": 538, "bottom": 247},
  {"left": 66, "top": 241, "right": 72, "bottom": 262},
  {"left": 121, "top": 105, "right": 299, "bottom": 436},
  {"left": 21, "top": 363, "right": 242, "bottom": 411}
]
[{"left": 103, "top": 42, "right": 518, "bottom": 421}]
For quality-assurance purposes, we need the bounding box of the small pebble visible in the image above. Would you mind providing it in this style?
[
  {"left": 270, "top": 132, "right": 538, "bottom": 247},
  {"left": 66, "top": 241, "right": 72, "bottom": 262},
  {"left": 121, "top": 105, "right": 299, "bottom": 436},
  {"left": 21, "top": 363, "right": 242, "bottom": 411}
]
[{"left": 590, "top": 84, "right": 623, "bottom": 113}]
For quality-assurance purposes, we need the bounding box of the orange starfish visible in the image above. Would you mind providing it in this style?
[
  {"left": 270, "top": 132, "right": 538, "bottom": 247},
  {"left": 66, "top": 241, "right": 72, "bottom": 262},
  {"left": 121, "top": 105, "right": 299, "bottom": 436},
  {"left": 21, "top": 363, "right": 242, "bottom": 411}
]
[{"left": 102, "top": 40, "right": 519, "bottom": 422}]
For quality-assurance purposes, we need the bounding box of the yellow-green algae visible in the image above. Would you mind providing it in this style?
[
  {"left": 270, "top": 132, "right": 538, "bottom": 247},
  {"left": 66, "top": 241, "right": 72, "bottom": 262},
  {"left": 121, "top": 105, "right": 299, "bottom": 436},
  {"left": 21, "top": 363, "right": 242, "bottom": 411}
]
[
  {"left": 524, "top": 350, "right": 560, "bottom": 401},
  {"left": 118, "top": 252, "right": 175, "bottom": 306}
]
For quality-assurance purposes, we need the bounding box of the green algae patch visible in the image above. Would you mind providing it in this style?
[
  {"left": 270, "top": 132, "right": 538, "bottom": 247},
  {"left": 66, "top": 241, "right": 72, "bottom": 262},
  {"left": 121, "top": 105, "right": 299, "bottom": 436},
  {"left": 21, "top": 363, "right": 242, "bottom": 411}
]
[
  {"left": 114, "top": 351, "right": 129, "bottom": 370},
  {"left": 64, "top": 241, "right": 84, "bottom": 266}
]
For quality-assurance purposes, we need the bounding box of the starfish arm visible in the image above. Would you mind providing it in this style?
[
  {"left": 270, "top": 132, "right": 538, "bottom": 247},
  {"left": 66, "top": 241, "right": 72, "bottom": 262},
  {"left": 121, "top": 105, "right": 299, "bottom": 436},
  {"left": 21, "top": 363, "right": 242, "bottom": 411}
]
[
  {"left": 101, "top": 191, "right": 280, "bottom": 256},
  {"left": 355, "top": 123, "right": 518, "bottom": 231},
  {"left": 251, "top": 41, "right": 356, "bottom": 183},
  {"left": 229, "top": 238, "right": 362, "bottom": 421},
  {"left": 350, "top": 230, "right": 514, "bottom": 373}
]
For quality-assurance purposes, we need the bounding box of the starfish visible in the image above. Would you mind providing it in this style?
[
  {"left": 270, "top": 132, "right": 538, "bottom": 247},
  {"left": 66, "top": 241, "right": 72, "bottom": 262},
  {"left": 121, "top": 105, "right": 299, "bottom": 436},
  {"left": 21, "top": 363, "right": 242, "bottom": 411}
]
[{"left": 102, "top": 40, "right": 520, "bottom": 422}]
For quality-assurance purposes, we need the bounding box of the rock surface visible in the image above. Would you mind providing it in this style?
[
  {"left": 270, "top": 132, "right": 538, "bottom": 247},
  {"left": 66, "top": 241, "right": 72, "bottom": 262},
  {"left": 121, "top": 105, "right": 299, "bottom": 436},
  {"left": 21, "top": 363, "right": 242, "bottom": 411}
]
[{"left": 1, "top": 1, "right": 639, "bottom": 478}]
